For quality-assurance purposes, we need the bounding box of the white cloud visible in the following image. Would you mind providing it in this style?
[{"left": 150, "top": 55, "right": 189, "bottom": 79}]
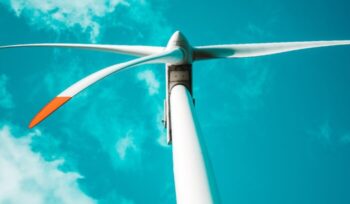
[
  {"left": 236, "top": 63, "right": 270, "bottom": 111},
  {"left": 115, "top": 133, "right": 137, "bottom": 160},
  {"left": 319, "top": 121, "right": 331, "bottom": 143},
  {"left": 137, "top": 69, "right": 160, "bottom": 95},
  {"left": 340, "top": 133, "right": 350, "bottom": 145},
  {"left": 2, "top": 0, "right": 173, "bottom": 42},
  {"left": 0, "top": 125, "right": 95, "bottom": 204},
  {"left": 308, "top": 121, "right": 350, "bottom": 146},
  {"left": 3, "top": 0, "right": 126, "bottom": 41},
  {"left": 0, "top": 74, "right": 14, "bottom": 109},
  {"left": 157, "top": 131, "right": 168, "bottom": 147},
  {"left": 307, "top": 121, "right": 333, "bottom": 146}
]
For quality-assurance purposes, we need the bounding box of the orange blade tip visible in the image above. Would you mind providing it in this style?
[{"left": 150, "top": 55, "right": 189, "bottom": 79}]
[{"left": 28, "top": 96, "right": 71, "bottom": 128}]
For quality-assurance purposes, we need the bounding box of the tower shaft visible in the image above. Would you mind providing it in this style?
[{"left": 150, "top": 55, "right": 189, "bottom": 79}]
[{"left": 170, "top": 85, "right": 219, "bottom": 204}]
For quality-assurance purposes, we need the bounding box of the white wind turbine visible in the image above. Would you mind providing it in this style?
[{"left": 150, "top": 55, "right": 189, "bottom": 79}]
[{"left": 1, "top": 31, "right": 350, "bottom": 204}]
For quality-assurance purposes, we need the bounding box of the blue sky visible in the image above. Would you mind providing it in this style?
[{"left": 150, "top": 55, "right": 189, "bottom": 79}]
[{"left": 1, "top": 0, "right": 350, "bottom": 203}]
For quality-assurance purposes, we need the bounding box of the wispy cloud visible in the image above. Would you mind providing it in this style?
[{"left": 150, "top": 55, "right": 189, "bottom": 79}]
[
  {"left": 0, "top": 125, "right": 95, "bottom": 204},
  {"left": 115, "top": 133, "right": 137, "bottom": 160},
  {"left": 137, "top": 69, "right": 160, "bottom": 95},
  {"left": 309, "top": 120, "right": 350, "bottom": 146},
  {"left": 307, "top": 121, "right": 333, "bottom": 146},
  {"left": 0, "top": 74, "right": 14, "bottom": 109},
  {"left": 340, "top": 133, "right": 350, "bottom": 145},
  {"left": 3, "top": 0, "right": 127, "bottom": 41},
  {"left": 318, "top": 121, "right": 331, "bottom": 143},
  {"left": 236, "top": 60, "right": 271, "bottom": 111},
  {"left": 2, "top": 0, "right": 173, "bottom": 43}
]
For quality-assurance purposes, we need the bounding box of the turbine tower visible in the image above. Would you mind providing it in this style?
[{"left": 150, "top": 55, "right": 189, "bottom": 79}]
[{"left": 1, "top": 31, "right": 350, "bottom": 204}]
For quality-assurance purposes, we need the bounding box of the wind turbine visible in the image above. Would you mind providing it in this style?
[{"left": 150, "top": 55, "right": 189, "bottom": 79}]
[{"left": 1, "top": 31, "right": 350, "bottom": 204}]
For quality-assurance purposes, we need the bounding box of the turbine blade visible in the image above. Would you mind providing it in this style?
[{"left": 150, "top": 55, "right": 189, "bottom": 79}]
[
  {"left": 194, "top": 40, "right": 350, "bottom": 60},
  {"left": 0, "top": 43, "right": 164, "bottom": 57},
  {"left": 29, "top": 48, "right": 183, "bottom": 128}
]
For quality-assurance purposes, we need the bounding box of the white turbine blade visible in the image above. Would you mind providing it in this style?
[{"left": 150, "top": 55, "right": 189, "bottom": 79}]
[
  {"left": 0, "top": 43, "right": 164, "bottom": 57},
  {"left": 28, "top": 48, "right": 183, "bottom": 128},
  {"left": 194, "top": 40, "right": 350, "bottom": 60}
]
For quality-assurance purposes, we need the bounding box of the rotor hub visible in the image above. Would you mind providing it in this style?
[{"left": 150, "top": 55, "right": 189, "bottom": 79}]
[{"left": 166, "top": 31, "right": 193, "bottom": 64}]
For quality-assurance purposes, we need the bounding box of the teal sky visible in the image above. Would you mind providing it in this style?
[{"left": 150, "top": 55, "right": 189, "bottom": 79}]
[{"left": 1, "top": 0, "right": 350, "bottom": 203}]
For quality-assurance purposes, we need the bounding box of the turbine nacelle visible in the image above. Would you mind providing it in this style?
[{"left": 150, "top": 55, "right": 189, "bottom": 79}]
[{"left": 166, "top": 31, "right": 193, "bottom": 65}]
